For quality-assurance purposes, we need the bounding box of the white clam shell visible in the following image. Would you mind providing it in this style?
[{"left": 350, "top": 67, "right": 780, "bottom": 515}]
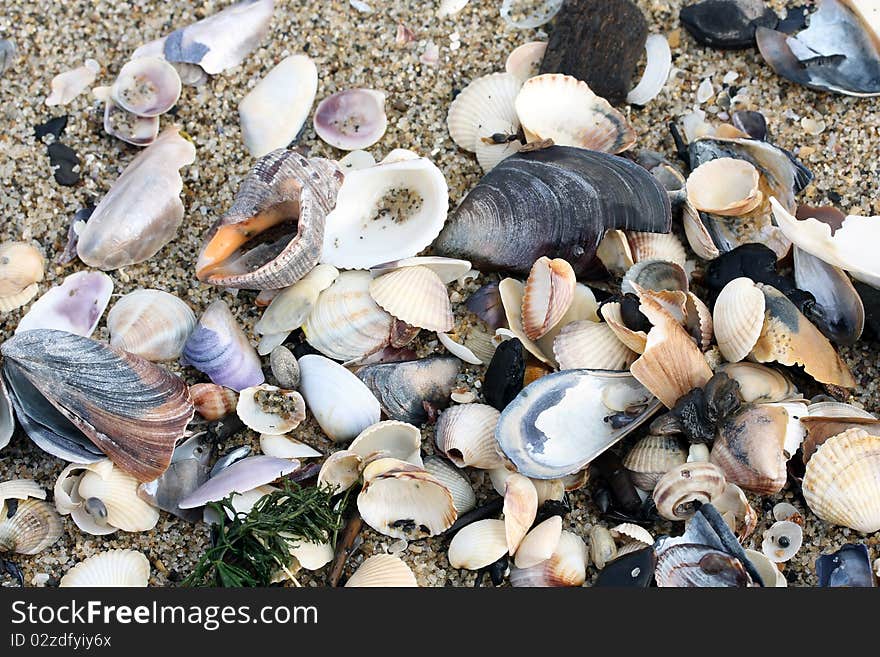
[
  {"left": 111, "top": 57, "right": 181, "bottom": 117},
  {"left": 713, "top": 277, "right": 765, "bottom": 363},
  {"left": 349, "top": 420, "right": 423, "bottom": 467},
  {"left": 553, "top": 320, "right": 637, "bottom": 371},
  {"left": 509, "top": 530, "right": 587, "bottom": 587},
  {"left": 686, "top": 158, "right": 762, "bottom": 217},
  {"left": 298, "top": 354, "right": 380, "bottom": 443},
  {"left": 514, "top": 515, "right": 562, "bottom": 569},
  {"left": 259, "top": 434, "right": 321, "bottom": 459},
  {"left": 16, "top": 271, "right": 113, "bottom": 337},
  {"left": 288, "top": 538, "right": 334, "bottom": 571},
  {"left": 448, "top": 518, "right": 508, "bottom": 570},
  {"left": 505, "top": 41, "right": 547, "bottom": 83},
  {"left": 239, "top": 54, "right": 318, "bottom": 158},
  {"left": 503, "top": 473, "right": 538, "bottom": 554},
  {"left": 107, "top": 289, "right": 196, "bottom": 361},
  {"left": 314, "top": 88, "right": 387, "bottom": 151},
  {"left": 761, "top": 520, "right": 803, "bottom": 563},
  {"left": 237, "top": 385, "right": 306, "bottom": 435},
  {"left": 434, "top": 403, "right": 503, "bottom": 469},
  {"left": 321, "top": 152, "right": 449, "bottom": 269},
  {"left": 345, "top": 554, "right": 418, "bottom": 587},
  {"left": 317, "top": 450, "right": 362, "bottom": 493},
  {"left": 626, "top": 34, "right": 672, "bottom": 106},
  {"left": 60, "top": 549, "right": 150, "bottom": 587},
  {"left": 46, "top": 59, "right": 99, "bottom": 106},
  {"left": 446, "top": 72, "right": 522, "bottom": 152},
  {"left": 103, "top": 99, "right": 160, "bottom": 146},
  {"left": 369, "top": 266, "right": 453, "bottom": 332}
]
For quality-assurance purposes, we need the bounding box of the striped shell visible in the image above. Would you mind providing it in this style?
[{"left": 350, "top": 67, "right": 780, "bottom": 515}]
[{"left": 60, "top": 549, "right": 150, "bottom": 587}]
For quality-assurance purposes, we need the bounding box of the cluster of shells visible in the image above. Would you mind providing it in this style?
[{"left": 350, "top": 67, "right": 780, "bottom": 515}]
[{"left": 2, "top": 0, "right": 880, "bottom": 588}]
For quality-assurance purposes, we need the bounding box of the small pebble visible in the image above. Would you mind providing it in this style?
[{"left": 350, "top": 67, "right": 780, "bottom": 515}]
[
  {"left": 800, "top": 117, "right": 826, "bottom": 136},
  {"left": 46, "top": 142, "right": 81, "bottom": 186},
  {"left": 696, "top": 78, "right": 714, "bottom": 104}
]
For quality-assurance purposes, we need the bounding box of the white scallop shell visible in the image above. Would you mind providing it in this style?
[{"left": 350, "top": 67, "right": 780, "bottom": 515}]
[
  {"left": 474, "top": 117, "right": 524, "bottom": 173},
  {"left": 553, "top": 320, "right": 638, "bottom": 371},
  {"left": 446, "top": 72, "right": 522, "bottom": 152},
  {"left": 369, "top": 265, "right": 453, "bottom": 332},
  {"left": 60, "top": 549, "right": 150, "bottom": 587},
  {"left": 713, "top": 277, "right": 766, "bottom": 363},
  {"left": 345, "top": 554, "right": 418, "bottom": 587},
  {"left": 107, "top": 289, "right": 196, "bottom": 361}
]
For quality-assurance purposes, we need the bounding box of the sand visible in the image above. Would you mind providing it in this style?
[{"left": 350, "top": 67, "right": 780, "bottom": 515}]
[{"left": 0, "top": 0, "right": 878, "bottom": 587}]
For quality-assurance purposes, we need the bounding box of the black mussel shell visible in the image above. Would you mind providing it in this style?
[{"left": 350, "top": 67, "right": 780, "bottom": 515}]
[
  {"left": 731, "top": 110, "right": 768, "bottom": 141},
  {"left": 594, "top": 547, "right": 656, "bottom": 587},
  {"left": 619, "top": 293, "right": 652, "bottom": 333},
  {"left": 855, "top": 281, "right": 880, "bottom": 339},
  {"left": 483, "top": 338, "right": 525, "bottom": 411},
  {"left": 35, "top": 115, "right": 68, "bottom": 141},
  {"left": 680, "top": 0, "right": 778, "bottom": 49},
  {"left": 592, "top": 452, "right": 641, "bottom": 513},
  {"left": 816, "top": 544, "right": 876, "bottom": 587}
]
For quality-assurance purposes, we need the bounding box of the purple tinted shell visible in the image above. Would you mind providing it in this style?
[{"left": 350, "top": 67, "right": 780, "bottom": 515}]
[
  {"left": 313, "top": 88, "right": 387, "bottom": 151},
  {"left": 177, "top": 455, "right": 298, "bottom": 509}
]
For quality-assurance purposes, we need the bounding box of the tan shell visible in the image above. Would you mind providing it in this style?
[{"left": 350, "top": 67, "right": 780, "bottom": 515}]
[
  {"left": 509, "top": 530, "right": 587, "bottom": 587},
  {"left": 503, "top": 473, "right": 538, "bottom": 554},
  {"left": 521, "top": 256, "right": 576, "bottom": 340},
  {"left": 596, "top": 230, "right": 635, "bottom": 277},
  {"left": 107, "top": 289, "right": 196, "bottom": 361},
  {"left": 600, "top": 302, "right": 647, "bottom": 354},
  {"left": 190, "top": 383, "right": 238, "bottom": 421},
  {"left": 713, "top": 277, "right": 765, "bottom": 363},
  {"left": 552, "top": 320, "right": 637, "bottom": 371},
  {"left": 626, "top": 231, "right": 689, "bottom": 268},
  {"left": 686, "top": 158, "right": 762, "bottom": 216},
  {"left": 0, "top": 498, "right": 63, "bottom": 555},
  {"left": 715, "top": 482, "right": 758, "bottom": 542},
  {"left": 59, "top": 549, "right": 150, "bottom": 587},
  {"left": 802, "top": 428, "right": 880, "bottom": 533},
  {"left": 800, "top": 402, "right": 880, "bottom": 465},
  {"left": 610, "top": 523, "right": 654, "bottom": 546},
  {"left": 682, "top": 201, "right": 721, "bottom": 260},
  {"left": 514, "top": 515, "right": 562, "bottom": 569},
  {"left": 317, "top": 450, "right": 363, "bottom": 494},
  {"left": 710, "top": 404, "right": 788, "bottom": 495},
  {"left": 685, "top": 292, "right": 714, "bottom": 351},
  {"left": 589, "top": 525, "right": 617, "bottom": 570},
  {"left": 751, "top": 283, "right": 855, "bottom": 388},
  {"left": 369, "top": 265, "right": 453, "bottom": 333},
  {"left": 514, "top": 74, "right": 636, "bottom": 153},
  {"left": 0, "top": 479, "right": 46, "bottom": 503},
  {"left": 630, "top": 290, "right": 713, "bottom": 408},
  {"left": 623, "top": 434, "right": 688, "bottom": 491},
  {"left": 434, "top": 403, "right": 503, "bottom": 469},
  {"left": 345, "top": 554, "right": 418, "bottom": 587},
  {"left": 717, "top": 363, "right": 798, "bottom": 403},
  {"left": 448, "top": 518, "right": 509, "bottom": 570},
  {"left": 505, "top": 41, "right": 547, "bottom": 83},
  {"left": 653, "top": 462, "right": 727, "bottom": 521},
  {"left": 0, "top": 242, "right": 44, "bottom": 312},
  {"left": 446, "top": 72, "right": 522, "bottom": 152}
]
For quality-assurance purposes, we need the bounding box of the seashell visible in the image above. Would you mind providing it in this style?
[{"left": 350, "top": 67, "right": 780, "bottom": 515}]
[
  {"left": 178, "top": 456, "right": 298, "bottom": 509},
  {"left": 370, "top": 256, "right": 472, "bottom": 284},
  {"left": 60, "top": 549, "right": 150, "bottom": 587},
  {"left": 260, "top": 434, "right": 321, "bottom": 459},
  {"left": 630, "top": 290, "right": 713, "bottom": 408},
  {"left": 369, "top": 266, "right": 453, "bottom": 332},
  {"left": 771, "top": 197, "right": 880, "bottom": 289},
  {"left": 338, "top": 149, "right": 376, "bottom": 171},
  {"left": 816, "top": 544, "right": 876, "bottom": 588},
  {"left": 433, "top": 146, "right": 672, "bottom": 278},
  {"left": 448, "top": 519, "right": 509, "bottom": 570},
  {"left": 190, "top": 383, "right": 238, "bottom": 421},
  {"left": 269, "top": 345, "right": 300, "bottom": 389},
  {"left": 302, "top": 270, "right": 393, "bottom": 362},
  {"left": 345, "top": 554, "right": 418, "bottom": 587},
  {"left": 627, "top": 34, "right": 672, "bottom": 105},
  {"left": 497, "top": 369, "right": 660, "bottom": 479},
  {"left": 181, "top": 300, "right": 264, "bottom": 392},
  {"left": 133, "top": 0, "right": 274, "bottom": 76},
  {"left": 356, "top": 355, "right": 460, "bottom": 425},
  {"left": 197, "top": 150, "right": 343, "bottom": 290},
  {"left": 773, "top": 502, "right": 804, "bottom": 525},
  {"left": 762, "top": 521, "right": 803, "bottom": 563},
  {"left": 238, "top": 54, "right": 318, "bottom": 157},
  {"left": 655, "top": 544, "right": 753, "bottom": 587},
  {"left": 321, "top": 151, "right": 449, "bottom": 270},
  {"left": 503, "top": 473, "right": 538, "bottom": 554},
  {"left": 255, "top": 264, "right": 339, "bottom": 354},
  {"left": 505, "top": 41, "right": 547, "bottom": 82},
  {"left": 621, "top": 260, "right": 689, "bottom": 298},
  {"left": 111, "top": 57, "right": 181, "bottom": 117},
  {"left": 685, "top": 292, "right": 714, "bottom": 351},
  {"left": 423, "top": 455, "right": 476, "bottom": 514},
  {"left": 686, "top": 158, "right": 762, "bottom": 217},
  {"left": 600, "top": 302, "right": 647, "bottom": 354},
  {"left": 3, "top": 329, "right": 193, "bottom": 481},
  {"left": 589, "top": 525, "right": 617, "bottom": 570},
  {"left": 710, "top": 404, "right": 788, "bottom": 495},
  {"left": 802, "top": 428, "right": 880, "bottom": 533},
  {"left": 446, "top": 72, "right": 521, "bottom": 152},
  {"left": 437, "top": 332, "right": 482, "bottom": 365},
  {"left": 682, "top": 201, "right": 721, "bottom": 261},
  {"left": 210, "top": 446, "right": 253, "bottom": 479},
  {"left": 596, "top": 230, "right": 635, "bottom": 277},
  {"left": 626, "top": 231, "right": 688, "bottom": 269},
  {"left": 800, "top": 402, "right": 880, "bottom": 464},
  {"left": 509, "top": 530, "right": 587, "bottom": 587},
  {"left": 357, "top": 463, "right": 457, "bottom": 539},
  {"left": 103, "top": 98, "right": 160, "bottom": 146},
  {"left": 349, "top": 420, "right": 422, "bottom": 467},
  {"left": 521, "top": 256, "right": 576, "bottom": 340},
  {"left": 744, "top": 549, "right": 786, "bottom": 588},
  {"left": 712, "top": 277, "right": 765, "bottom": 363},
  {"left": 653, "top": 462, "right": 727, "bottom": 521},
  {"left": 437, "top": 0, "right": 469, "bottom": 18},
  {"left": 552, "top": 320, "right": 637, "bottom": 371},
  {"left": 793, "top": 246, "right": 864, "bottom": 345},
  {"left": 237, "top": 385, "right": 306, "bottom": 435},
  {"left": 314, "top": 88, "right": 387, "bottom": 151},
  {"left": 0, "top": 242, "right": 44, "bottom": 312},
  {"left": 16, "top": 271, "right": 113, "bottom": 337},
  {"left": 501, "top": 0, "right": 563, "bottom": 29},
  {"left": 679, "top": 0, "right": 777, "bottom": 49},
  {"left": 0, "top": 479, "right": 46, "bottom": 503},
  {"left": 299, "top": 355, "right": 380, "bottom": 442},
  {"left": 46, "top": 59, "right": 100, "bottom": 106},
  {"left": 623, "top": 434, "right": 687, "bottom": 491},
  {"left": 317, "top": 450, "right": 362, "bottom": 494},
  {"left": 751, "top": 283, "right": 855, "bottom": 388},
  {"left": 515, "top": 74, "right": 636, "bottom": 153},
  {"left": 138, "top": 458, "right": 211, "bottom": 523},
  {"left": 435, "top": 403, "right": 503, "bottom": 469},
  {"left": 77, "top": 127, "right": 195, "bottom": 270},
  {"left": 715, "top": 483, "right": 758, "bottom": 542},
  {"left": 107, "top": 289, "right": 195, "bottom": 361},
  {"left": 0, "top": 498, "right": 63, "bottom": 555},
  {"left": 286, "top": 538, "right": 333, "bottom": 572},
  {"left": 610, "top": 523, "right": 654, "bottom": 547},
  {"left": 514, "top": 516, "right": 562, "bottom": 568},
  {"left": 717, "top": 363, "right": 798, "bottom": 404},
  {"left": 756, "top": 0, "right": 880, "bottom": 97}
]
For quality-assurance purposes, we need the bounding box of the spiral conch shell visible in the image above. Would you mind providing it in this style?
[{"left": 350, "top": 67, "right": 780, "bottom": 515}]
[{"left": 653, "top": 462, "right": 727, "bottom": 521}]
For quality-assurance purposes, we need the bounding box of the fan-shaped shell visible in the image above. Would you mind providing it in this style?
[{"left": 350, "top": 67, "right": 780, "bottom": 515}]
[
  {"left": 509, "top": 530, "right": 587, "bottom": 587},
  {"left": 521, "top": 256, "right": 576, "bottom": 340},
  {"left": 505, "top": 41, "right": 547, "bottom": 82},
  {"left": 72, "top": 459, "right": 160, "bottom": 532},
  {"left": 345, "top": 554, "right": 418, "bottom": 587},
  {"left": 434, "top": 403, "right": 503, "bottom": 469},
  {"left": 712, "top": 277, "right": 765, "bottom": 363},
  {"left": 349, "top": 420, "right": 422, "bottom": 466},
  {"left": 299, "top": 355, "right": 380, "bottom": 443},
  {"left": 623, "top": 434, "right": 688, "bottom": 491},
  {"left": 369, "top": 266, "right": 453, "bottom": 332},
  {"left": 237, "top": 385, "right": 306, "bottom": 435},
  {"left": 108, "top": 289, "right": 196, "bottom": 361},
  {"left": 0, "top": 498, "right": 62, "bottom": 555},
  {"left": 0, "top": 242, "right": 43, "bottom": 312},
  {"left": 60, "top": 549, "right": 150, "bottom": 587},
  {"left": 553, "top": 320, "right": 637, "bottom": 371},
  {"left": 446, "top": 72, "right": 522, "bottom": 152}
]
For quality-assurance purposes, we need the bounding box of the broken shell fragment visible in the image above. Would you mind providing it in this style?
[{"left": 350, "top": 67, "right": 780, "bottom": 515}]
[
  {"left": 46, "top": 59, "right": 99, "bottom": 106},
  {"left": 239, "top": 54, "right": 318, "bottom": 157},
  {"left": 60, "top": 549, "right": 150, "bottom": 587},
  {"left": 349, "top": 420, "right": 422, "bottom": 467},
  {"left": 793, "top": 246, "right": 865, "bottom": 345},
  {"left": 321, "top": 151, "right": 449, "bottom": 270},
  {"left": 621, "top": 260, "right": 689, "bottom": 297},
  {"left": 317, "top": 450, "right": 362, "bottom": 494},
  {"left": 446, "top": 72, "right": 521, "bottom": 152},
  {"left": 816, "top": 543, "right": 876, "bottom": 587},
  {"left": 0, "top": 242, "right": 44, "bottom": 312},
  {"left": 345, "top": 554, "right": 418, "bottom": 587},
  {"left": 111, "top": 57, "right": 181, "bottom": 117},
  {"left": 314, "top": 88, "right": 387, "bottom": 151},
  {"left": 448, "top": 518, "right": 509, "bottom": 570},
  {"left": 434, "top": 403, "right": 503, "bottom": 469},
  {"left": 686, "top": 158, "right": 762, "bottom": 216},
  {"left": 77, "top": 127, "right": 196, "bottom": 270},
  {"left": 521, "top": 256, "right": 576, "bottom": 340},
  {"left": 103, "top": 99, "right": 160, "bottom": 146},
  {"left": 3, "top": 329, "right": 193, "bottom": 482},
  {"left": 259, "top": 434, "right": 321, "bottom": 460},
  {"left": 299, "top": 355, "right": 380, "bottom": 443},
  {"left": 653, "top": 462, "right": 727, "bottom": 521},
  {"left": 762, "top": 520, "right": 803, "bottom": 563},
  {"left": 712, "top": 277, "right": 766, "bottom": 363},
  {"left": 237, "top": 385, "right": 306, "bottom": 435},
  {"left": 369, "top": 265, "right": 453, "bottom": 333},
  {"left": 16, "top": 271, "right": 113, "bottom": 341},
  {"left": 0, "top": 498, "right": 62, "bottom": 555},
  {"left": 178, "top": 456, "right": 297, "bottom": 509},
  {"left": 626, "top": 34, "right": 672, "bottom": 105},
  {"left": 600, "top": 302, "right": 647, "bottom": 354},
  {"left": 181, "top": 300, "right": 264, "bottom": 392},
  {"left": 197, "top": 150, "right": 343, "bottom": 290},
  {"left": 680, "top": 0, "right": 778, "bottom": 49},
  {"left": 108, "top": 289, "right": 196, "bottom": 361},
  {"left": 623, "top": 434, "right": 688, "bottom": 491},
  {"left": 717, "top": 362, "right": 798, "bottom": 403},
  {"left": 515, "top": 74, "right": 636, "bottom": 153}
]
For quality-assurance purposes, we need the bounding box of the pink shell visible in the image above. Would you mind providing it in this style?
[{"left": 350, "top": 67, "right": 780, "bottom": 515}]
[{"left": 314, "top": 88, "right": 387, "bottom": 151}]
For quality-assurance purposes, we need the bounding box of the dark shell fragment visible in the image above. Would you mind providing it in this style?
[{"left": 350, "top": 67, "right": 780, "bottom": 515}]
[
  {"left": 483, "top": 338, "right": 525, "bottom": 411},
  {"left": 47, "top": 142, "right": 80, "bottom": 186},
  {"left": 680, "top": 0, "right": 778, "bottom": 49},
  {"left": 816, "top": 544, "right": 876, "bottom": 587},
  {"left": 34, "top": 115, "right": 68, "bottom": 141},
  {"left": 538, "top": 0, "right": 648, "bottom": 105},
  {"left": 594, "top": 547, "right": 656, "bottom": 587},
  {"left": 731, "top": 110, "right": 767, "bottom": 141}
]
